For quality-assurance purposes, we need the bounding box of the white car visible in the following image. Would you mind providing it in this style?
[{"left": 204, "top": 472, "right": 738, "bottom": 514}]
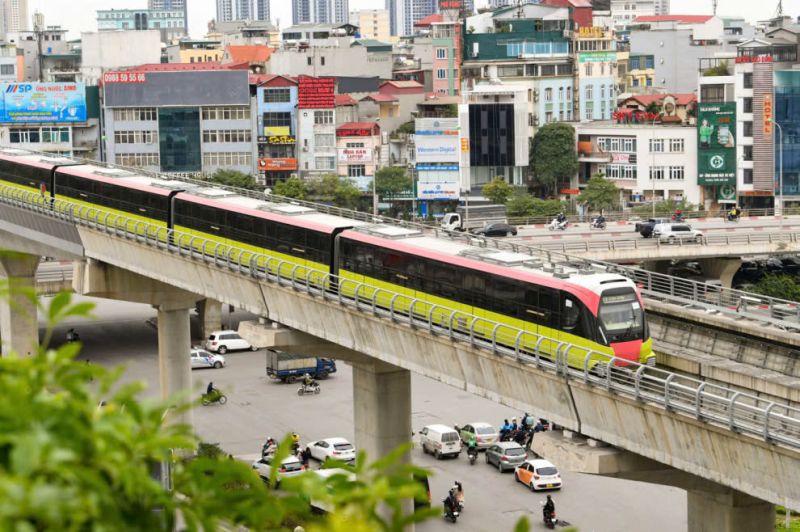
[
  {"left": 306, "top": 437, "right": 356, "bottom": 464},
  {"left": 652, "top": 223, "right": 704, "bottom": 244},
  {"left": 190, "top": 347, "right": 225, "bottom": 369},
  {"left": 458, "top": 422, "right": 499, "bottom": 450},
  {"left": 251, "top": 454, "right": 305, "bottom": 481},
  {"left": 514, "top": 459, "right": 562, "bottom": 491},
  {"left": 204, "top": 330, "right": 257, "bottom": 354}
]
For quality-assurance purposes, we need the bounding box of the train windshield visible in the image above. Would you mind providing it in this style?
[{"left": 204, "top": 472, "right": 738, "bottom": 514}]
[{"left": 598, "top": 290, "right": 643, "bottom": 343}]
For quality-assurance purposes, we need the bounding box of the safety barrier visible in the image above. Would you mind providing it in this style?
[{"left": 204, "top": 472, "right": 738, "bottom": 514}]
[{"left": 1, "top": 185, "right": 800, "bottom": 451}]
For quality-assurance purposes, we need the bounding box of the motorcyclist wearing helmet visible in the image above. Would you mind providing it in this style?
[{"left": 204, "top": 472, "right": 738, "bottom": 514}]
[
  {"left": 543, "top": 494, "right": 555, "bottom": 521},
  {"left": 303, "top": 373, "right": 314, "bottom": 388},
  {"left": 466, "top": 434, "right": 478, "bottom": 457}
]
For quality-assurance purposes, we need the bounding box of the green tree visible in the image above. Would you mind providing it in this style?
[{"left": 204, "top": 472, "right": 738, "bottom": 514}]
[
  {"left": 307, "top": 174, "right": 362, "bottom": 209},
  {"left": 209, "top": 169, "right": 261, "bottom": 191},
  {"left": 578, "top": 176, "right": 619, "bottom": 213},
  {"left": 273, "top": 176, "right": 308, "bottom": 199},
  {"left": 703, "top": 60, "right": 730, "bottom": 76},
  {"left": 750, "top": 274, "right": 800, "bottom": 301},
  {"left": 506, "top": 190, "right": 536, "bottom": 217},
  {"left": 631, "top": 199, "right": 696, "bottom": 217},
  {"left": 374, "top": 166, "right": 412, "bottom": 197},
  {"left": 482, "top": 176, "right": 514, "bottom": 205},
  {"left": 530, "top": 123, "right": 579, "bottom": 196},
  {"left": 0, "top": 289, "right": 444, "bottom": 531}
]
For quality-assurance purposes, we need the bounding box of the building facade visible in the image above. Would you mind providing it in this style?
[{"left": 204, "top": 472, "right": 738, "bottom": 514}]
[
  {"left": 148, "top": 0, "right": 188, "bottom": 31},
  {"left": 216, "top": 0, "right": 267, "bottom": 22},
  {"left": 350, "top": 9, "right": 391, "bottom": 41},
  {"left": 257, "top": 76, "right": 299, "bottom": 186},
  {"left": 336, "top": 121, "right": 381, "bottom": 189},
  {"left": 1, "top": 0, "right": 28, "bottom": 38},
  {"left": 80, "top": 30, "right": 163, "bottom": 85},
  {"left": 576, "top": 122, "right": 700, "bottom": 207},
  {"left": 296, "top": 76, "right": 337, "bottom": 178},
  {"left": 103, "top": 69, "right": 254, "bottom": 176},
  {"left": 575, "top": 26, "right": 617, "bottom": 121},
  {"left": 96, "top": 9, "right": 187, "bottom": 42},
  {"left": 165, "top": 41, "right": 224, "bottom": 64},
  {"left": 431, "top": 19, "right": 460, "bottom": 96}
]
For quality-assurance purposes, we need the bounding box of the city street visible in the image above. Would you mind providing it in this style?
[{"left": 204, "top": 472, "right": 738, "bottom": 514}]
[{"left": 47, "top": 295, "right": 687, "bottom": 532}]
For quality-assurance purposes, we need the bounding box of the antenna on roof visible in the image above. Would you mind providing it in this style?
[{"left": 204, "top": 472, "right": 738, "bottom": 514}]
[
  {"left": 515, "top": 0, "right": 524, "bottom": 19},
  {"left": 712, "top": 0, "right": 718, "bottom": 15},
  {"left": 776, "top": 0, "right": 784, "bottom": 17}
]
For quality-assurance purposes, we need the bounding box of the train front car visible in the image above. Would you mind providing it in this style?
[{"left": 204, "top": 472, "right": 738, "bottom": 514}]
[
  {"left": 0, "top": 148, "right": 77, "bottom": 197},
  {"left": 574, "top": 275, "right": 654, "bottom": 366}
]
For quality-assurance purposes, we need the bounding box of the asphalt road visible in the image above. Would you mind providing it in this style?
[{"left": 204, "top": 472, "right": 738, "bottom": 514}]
[{"left": 45, "top": 295, "right": 687, "bottom": 532}]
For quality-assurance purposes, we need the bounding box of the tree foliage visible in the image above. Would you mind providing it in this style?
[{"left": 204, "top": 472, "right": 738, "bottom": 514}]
[
  {"left": 306, "top": 174, "right": 362, "bottom": 209},
  {"left": 578, "top": 177, "right": 619, "bottom": 213},
  {"left": 273, "top": 177, "right": 308, "bottom": 200},
  {"left": 374, "top": 166, "right": 412, "bottom": 197},
  {"left": 0, "top": 289, "right": 446, "bottom": 531},
  {"left": 530, "top": 123, "right": 579, "bottom": 195},
  {"left": 209, "top": 169, "right": 261, "bottom": 191},
  {"left": 482, "top": 177, "right": 514, "bottom": 205},
  {"left": 630, "top": 199, "right": 696, "bottom": 216},
  {"left": 750, "top": 274, "right": 800, "bottom": 302},
  {"left": 506, "top": 192, "right": 565, "bottom": 219}
]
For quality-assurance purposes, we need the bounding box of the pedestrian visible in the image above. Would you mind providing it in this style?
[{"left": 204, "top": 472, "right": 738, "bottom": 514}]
[{"left": 301, "top": 446, "right": 311, "bottom": 467}]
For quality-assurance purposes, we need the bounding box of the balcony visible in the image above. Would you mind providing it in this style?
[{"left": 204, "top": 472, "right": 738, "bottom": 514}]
[
  {"left": 578, "top": 141, "right": 612, "bottom": 163},
  {"left": 698, "top": 57, "right": 732, "bottom": 76}
]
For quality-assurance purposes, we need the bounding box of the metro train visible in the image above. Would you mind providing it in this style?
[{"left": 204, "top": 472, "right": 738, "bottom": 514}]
[{"left": 0, "top": 148, "right": 653, "bottom": 367}]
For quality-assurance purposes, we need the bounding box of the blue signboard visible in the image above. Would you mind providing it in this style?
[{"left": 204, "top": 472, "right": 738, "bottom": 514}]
[{"left": 1, "top": 83, "right": 87, "bottom": 123}]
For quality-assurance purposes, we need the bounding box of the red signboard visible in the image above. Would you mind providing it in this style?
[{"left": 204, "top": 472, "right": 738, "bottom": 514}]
[
  {"left": 103, "top": 71, "right": 147, "bottom": 84},
  {"left": 439, "top": 0, "right": 462, "bottom": 9},
  {"left": 298, "top": 76, "right": 335, "bottom": 109},
  {"left": 560, "top": 188, "right": 580, "bottom": 195},
  {"left": 735, "top": 55, "right": 773, "bottom": 64},
  {"left": 258, "top": 158, "right": 298, "bottom": 171},
  {"left": 336, "top": 128, "right": 374, "bottom": 137},
  {"left": 612, "top": 110, "right": 660, "bottom": 123}
]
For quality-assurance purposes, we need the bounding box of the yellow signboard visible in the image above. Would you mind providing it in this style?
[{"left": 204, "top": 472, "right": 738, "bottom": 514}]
[
  {"left": 264, "top": 126, "right": 290, "bottom": 136},
  {"left": 461, "top": 138, "right": 469, "bottom": 152},
  {"left": 578, "top": 26, "right": 605, "bottom": 38},
  {"left": 763, "top": 94, "right": 773, "bottom": 135}
]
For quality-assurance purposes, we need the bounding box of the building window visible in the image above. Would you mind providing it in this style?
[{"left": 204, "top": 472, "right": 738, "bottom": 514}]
[
  {"left": 669, "top": 166, "right": 684, "bottom": 180},
  {"left": 558, "top": 87, "right": 563, "bottom": 100},
  {"left": 307, "top": 57, "right": 312, "bottom": 66},
  {"left": 314, "top": 156, "right": 335, "bottom": 170},
  {"left": 743, "top": 145, "right": 753, "bottom": 161},
  {"left": 743, "top": 97, "right": 753, "bottom": 113},
  {"left": 600, "top": 84, "right": 605, "bottom": 98},
  {"left": 202, "top": 106, "right": 249, "bottom": 120},
  {"left": 743, "top": 168, "right": 753, "bottom": 184},
  {"left": 40, "top": 127, "right": 70, "bottom": 143},
  {"left": 435, "top": 48, "right": 446, "bottom": 59},
  {"left": 347, "top": 164, "right": 366, "bottom": 177},
  {"left": 314, "top": 110, "right": 334, "bottom": 125},
  {"left": 202, "top": 151, "right": 252, "bottom": 167},
  {"left": 743, "top": 72, "right": 753, "bottom": 89},
  {"left": 436, "top": 68, "right": 447, "bottom": 79},
  {"left": 700, "top": 85, "right": 725, "bottom": 102},
  {"left": 584, "top": 107, "right": 592, "bottom": 120},
  {"left": 743, "top": 121, "right": 753, "bottom": 137},
  {"left": 584, "top": 62, "right": 593, "bottom": 76},
  {"left": 113, "top": 108, "right": 157, "bottom": 121},
  {"left": 566, "top": 87, "right": 571, "bottom": 100},
  {"left": 9, "top": 128, "right": 39, "bottom": 143},
  {"left": 263, "top": 88, "right": 291, "bottom": 103},
  {"left": 346, "top": 142, "right": 364, "bottom": 148},
  {"left": 116, "top": 153, "right": 159, "bottom": 168},
  {"left": 545, "top": 111, "right": 553, "bottom": 123},
  {"left": 649, "top": 166, "right": 665, "bottom": 180},
  {"left": 315, "top": 134, "right": 335, "bottom": 147},
  {"left": 649, "top": 138, "right": 664, "bottom": 152},
  {"left": 202, "top": 129, "right": 251, "bottom": 143},
  {"left": 262, "top": 112, "right": 292, "bottom": 127},
  {"left": 114, "top": 130, "right": 158, "bottom": 144},
  {"left": 669, "top": 138, "right": 684, "bottom": 152},
  {"left": 544, "top": 87, "right": 552, "bottom": 102},
  {"left": 0, "top": 64, "right": 13, "bottom": 75},
  {"left": 585, "top": 85, "right": 593, "bottom": 100}
]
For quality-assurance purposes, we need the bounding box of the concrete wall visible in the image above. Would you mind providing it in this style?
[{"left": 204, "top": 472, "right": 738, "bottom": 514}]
[
  {"left": 80, "top": 31, "right": 163, "bottom": 85},
  {"left": 268, "top": 46, "right": 392, "bottom": 79}
]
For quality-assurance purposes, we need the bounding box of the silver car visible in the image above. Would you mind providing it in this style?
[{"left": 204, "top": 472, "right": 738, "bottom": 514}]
[
  {"left": 485, "top": 441, "right": 527, "bottom": 472},
  {"left": 653, "top": 223, "right": 704, "bottom": 244}
]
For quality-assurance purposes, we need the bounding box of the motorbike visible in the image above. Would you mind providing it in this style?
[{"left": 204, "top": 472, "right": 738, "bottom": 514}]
[
  {"left": 297, "top": 381, "right": 321, "bottom": 395},
  {"left": 66, "top": 330, "right": 80, "bottom": 343},
  {"left": 442, "top": 499, "right": 459, "bottom": 523},
  {"left": 590, "top": 218, "right": 607, "bottom": 230},
  {"left": 467, "top": 448, "right": 478, "bottom": 465},
  {"left": 201, "top": 389, "right": 227, "bottom": 406},
  {"left": 671, "top": 213, "right": 685, "bottom": 222},
  {"left": 548, "top": 218, "right": 568, "bottom": 231},
  {"left": 727, "top": 213, "right": 740, "bottom": 222},
  {"left": 543, "top": 510, "right": 556, "bottom": 529}
]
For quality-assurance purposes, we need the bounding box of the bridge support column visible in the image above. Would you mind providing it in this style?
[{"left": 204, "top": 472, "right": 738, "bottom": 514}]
[
  {"left": 640, "top": 260, "right": 671, "bottom": 275},
  {"left": 687, "top": 488, "right": 774, "bottom": 532},
  {"left": 156, "top": 301, "right": 194, "bottom": 427},
  {"left": 352, "top": 359, "right": 412, "bottom": 461},
  {"left": 197, "top": 298, "right": 223, "bottom": 340},
  {"left": 0, "top": 253, "right": 40, "bottom": 357},
  {"left": 697, "top": 258, "right": 742, "bottom": 288}
]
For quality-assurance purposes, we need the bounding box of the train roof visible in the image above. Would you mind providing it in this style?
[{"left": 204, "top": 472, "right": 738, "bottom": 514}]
[
  {"left": 56, "top": 164, "right": 180, "bottom": 196},
  {"left": 175, "top": 189, "right": 368, "bottom": 233},
  {"left": 342, "top": 225, "right": 633, "bottom": 303},
  {"left": 0, "top": 148, "right": 77, "bottom": 170}
]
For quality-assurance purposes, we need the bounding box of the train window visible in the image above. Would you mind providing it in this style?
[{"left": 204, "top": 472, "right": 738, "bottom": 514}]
[{"left": 562, "top": 297, "right": 580, "bottom": 331}]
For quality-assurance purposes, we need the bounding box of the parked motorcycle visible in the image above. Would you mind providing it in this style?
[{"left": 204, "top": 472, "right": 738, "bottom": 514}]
[
  {"left": 297, "top": 382, "right": 321, "bottom": 396},
  {"left": 201, "top": 390, "right": 227, "bottom": 406}
]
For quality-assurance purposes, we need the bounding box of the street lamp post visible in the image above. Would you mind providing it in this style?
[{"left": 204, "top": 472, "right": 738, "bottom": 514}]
[{"left": 771, "top": 119, "right": 784, "bottom": 227}]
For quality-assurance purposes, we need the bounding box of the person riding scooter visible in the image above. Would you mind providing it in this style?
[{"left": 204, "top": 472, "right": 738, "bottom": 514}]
[
  {"left": 543, "top": 495, "right": 556, "bottom": 527},
  {"left": 443, "top": 488, "right": 459, "bottom": 519},
  {"left": 592, "top": 213, "right": 606, "bottom": 228},
  {"left": 727, "top": 206, "right": 740, "bottom": 222},
  {"left": 466, "top": 435, "right": 478, "bottom": 462}
]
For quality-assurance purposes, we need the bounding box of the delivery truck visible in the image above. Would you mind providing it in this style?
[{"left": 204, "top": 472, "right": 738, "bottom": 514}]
[{"left": 265, "top": 350, "right": 337, "bottom": 383}]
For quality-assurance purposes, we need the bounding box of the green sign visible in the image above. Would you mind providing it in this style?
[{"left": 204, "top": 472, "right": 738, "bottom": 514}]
[
  {"left": 717, "top": 183, "right": 737, "bottom": 203},
  {"left": 697, "top": 102, "right": 736, "bottom": 185},
  {"left": 578, "top": 52, "right": 618, "bottom": 63}
]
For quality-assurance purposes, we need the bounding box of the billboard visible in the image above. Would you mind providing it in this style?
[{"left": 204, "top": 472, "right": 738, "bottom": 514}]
[
  {"left": 338, "top": 147, "right": 372, "bottom": 163},
  {"left": 417, "top": 181, "right": 459, "bottom": 200},
  {"left": 415, "top": 118, "right": 460, "bottom": 163},
  {"left": 1, "top": 83, "right": 87, "bottom": 123},
  {"left": 297, "top": 76, "right": 335, "bottom": 109},
  {"left": 697, "top": 102, "right": 736, "bottom": 185},
  {"left": 258, "top": 158, "right": 298, "bottom": 171}
]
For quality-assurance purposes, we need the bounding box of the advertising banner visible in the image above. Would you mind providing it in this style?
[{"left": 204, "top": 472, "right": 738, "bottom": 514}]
[
  {"left": 297, "top": 76, "right": 335, "bottom": 109},
  {"left": 264, "top": 126, "right": 290, "bottom": 137},
  {"left": 578, "top": 52, "right": 617, "bottom": 63},
  {"left": 1, "top": 83, "right": 87, "bottom": 123},
  {"left": 338, "top": 147, "right": 372, "bottom": 163},
  {"left": 717, "top": 183, "right": 737, "bottom": 203},
  {"left": 417, "top": 181, "right": 460, "bottom": 200},
  {"left": 697, "top": 102, "right": 736, "bottom": 185},
  {"left": 258, "top": 158, "right": 298, "bottom": 171},
  {"left": 416, "top": 117, "right": 460, "bottom": 163},
  {"left": 763, "top": 94, "right": 773, "bottom": 135}
]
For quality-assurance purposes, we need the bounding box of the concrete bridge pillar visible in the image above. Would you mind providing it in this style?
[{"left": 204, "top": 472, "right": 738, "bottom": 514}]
[
  {"left": 687, "top": 488, "right": 774, "bottom": 532},
  {"left": 196, "top": 298, "right": 223, "bottom": 340},
  {"left": 351, "top": 358, "right": 412, "bottom": 462},
  {"left": 0, "top": 253, "right": 40, "bottom": 357},
  {"left": 156, "top": 300, "right": 195, "bottom": 428},
  {"left": 697, "top": 258, "right": 742, "bottom": 289},
  {"left": 640, "top": 260, "right": 671, "bottom": 276}
]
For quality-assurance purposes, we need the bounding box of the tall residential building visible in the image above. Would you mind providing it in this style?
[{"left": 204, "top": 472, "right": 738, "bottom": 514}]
[
  {"left": 3, "top": 0, "right": 28, "bottom": 35},
  {"left": 489, "top": 0, "right": 512, "bottom": 7},
  {"left": 148, "top": 0, "right": 187, "bottom": 31},
  {"left": 351, "top": 9, "right": 391, "bottom": 41},
  {"left": 292, "top": 0, "right": 340, "bottom": 25},
  {"left": 97, "top": 9, "right": 187, "bottom": 42},
  {"left": 256, "top": 0, "right": 270, "bottom": 21},
  {"left": 217, "top": 0, "right": 260, "bottom": 22},
  {"left": 388, "top": 0, "right": 437, "bottom": 37}
]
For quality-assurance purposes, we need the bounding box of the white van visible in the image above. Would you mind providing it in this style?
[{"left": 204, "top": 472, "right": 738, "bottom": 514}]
[{"left": 419, "top": 424, "right": 462, "bottom": 459}]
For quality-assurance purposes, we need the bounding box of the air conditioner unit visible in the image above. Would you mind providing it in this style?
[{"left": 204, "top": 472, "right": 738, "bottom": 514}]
[
  {"left": 289, "top": 173, "right": 298, "bottom": 179},
  {"left": 532, "top": 114, "right": 539, "bottom": 127}
]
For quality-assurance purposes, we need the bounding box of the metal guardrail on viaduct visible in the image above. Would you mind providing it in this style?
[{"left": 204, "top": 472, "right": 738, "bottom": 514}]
[{"left": 2, "top": 186, "right": 800, "bottom": 454}]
